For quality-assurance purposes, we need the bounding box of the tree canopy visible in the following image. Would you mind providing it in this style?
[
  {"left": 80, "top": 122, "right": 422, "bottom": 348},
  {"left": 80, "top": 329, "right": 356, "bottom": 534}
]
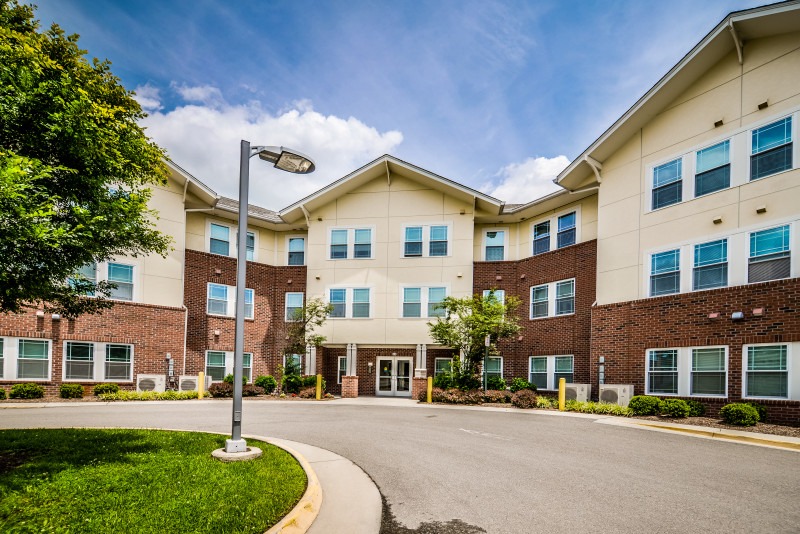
[
  {"left": 283, "top": 298, "right": 333, "bottom": 357},
  {"left": 427, "top": 290, "right": 521, "bottom": 387},
  {"left": 0, "top": 1, "right": 171, "bottom": 317}
]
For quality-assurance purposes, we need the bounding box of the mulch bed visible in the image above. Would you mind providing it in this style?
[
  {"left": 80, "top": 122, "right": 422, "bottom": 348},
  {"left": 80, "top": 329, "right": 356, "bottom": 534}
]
[{"left": 632, "top": 415, "right": 800, "bottom": 438}]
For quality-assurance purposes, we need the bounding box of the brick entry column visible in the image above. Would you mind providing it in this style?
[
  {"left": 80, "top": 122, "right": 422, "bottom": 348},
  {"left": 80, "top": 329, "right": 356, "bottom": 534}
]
[
  {"left": 412, "top": 377, "right": 427, "bottom": 401},
  {"left": 341, "top": 375, "right": 359, "bottom": 398}
]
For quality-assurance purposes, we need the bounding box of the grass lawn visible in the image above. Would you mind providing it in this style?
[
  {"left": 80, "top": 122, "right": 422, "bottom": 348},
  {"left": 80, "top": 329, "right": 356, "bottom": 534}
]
[{"left": 0, "top": 429, "right": 306, "bottom": 533}]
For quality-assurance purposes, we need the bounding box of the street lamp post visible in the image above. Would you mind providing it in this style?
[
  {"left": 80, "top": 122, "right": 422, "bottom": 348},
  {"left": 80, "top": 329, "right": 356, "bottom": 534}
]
[{"left": 225, "top": 140, "right": 314, "bottom": 455}]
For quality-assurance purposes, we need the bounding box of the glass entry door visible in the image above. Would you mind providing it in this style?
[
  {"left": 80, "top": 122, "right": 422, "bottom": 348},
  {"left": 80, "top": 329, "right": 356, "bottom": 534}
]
[{"left": 376, "top": 357, "right": 413, "bottom": 397}]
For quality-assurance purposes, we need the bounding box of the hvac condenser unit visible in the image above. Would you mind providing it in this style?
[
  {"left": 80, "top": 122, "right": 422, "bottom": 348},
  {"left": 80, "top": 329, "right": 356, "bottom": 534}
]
[
  {"left": 565, "top": 383, "right": 591, "bottom": 402},
  {"left": 136, "top": 374, "right": 166, "bottom": 392},
  {"left": 178, "top": 375, "right": 212, "bottom": 392},
  {"left": 599, "top": 384, "right": 634, "bottom": 406}
]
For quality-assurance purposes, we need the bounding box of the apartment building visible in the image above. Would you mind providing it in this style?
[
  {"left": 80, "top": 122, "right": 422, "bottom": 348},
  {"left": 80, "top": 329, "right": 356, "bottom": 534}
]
[{"left": 0, "top": 2, "right": 797, "bottom": 421}]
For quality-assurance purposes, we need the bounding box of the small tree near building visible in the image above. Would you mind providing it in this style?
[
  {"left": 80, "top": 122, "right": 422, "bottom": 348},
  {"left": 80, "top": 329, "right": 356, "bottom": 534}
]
[{"left": 428, "top": 290, "right": 521, "bottom": 389}]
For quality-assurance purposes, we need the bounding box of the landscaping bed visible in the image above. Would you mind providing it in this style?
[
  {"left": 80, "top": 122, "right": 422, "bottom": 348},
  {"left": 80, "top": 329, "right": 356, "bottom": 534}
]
[
  {"left": 631, "top": 415, "right": 800, "bottom": 438},
  {"left": 0, "top": 428, "right": 306, "bottom": 533}
]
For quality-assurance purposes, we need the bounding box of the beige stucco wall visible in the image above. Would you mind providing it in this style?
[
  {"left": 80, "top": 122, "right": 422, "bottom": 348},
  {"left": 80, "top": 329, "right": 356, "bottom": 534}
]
[
  {"left": 595, "top": 32, "right": 800, "bottom": 304},
  {"left": 306, "top": 174, "right": 475, "bottom": 345}
]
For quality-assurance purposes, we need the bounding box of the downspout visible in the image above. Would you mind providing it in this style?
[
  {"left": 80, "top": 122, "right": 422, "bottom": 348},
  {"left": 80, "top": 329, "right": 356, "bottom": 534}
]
[
  {"left": 729, "top": 20, "right": 743, "bottom": 65},
  {"left": 182, "top": 305, "right": 188, "bottom": 375}
]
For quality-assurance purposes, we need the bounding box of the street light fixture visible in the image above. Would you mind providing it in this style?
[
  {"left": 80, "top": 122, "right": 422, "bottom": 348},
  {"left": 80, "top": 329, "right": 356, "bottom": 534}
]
[{"left": 225, "top": 140, "right": 315, "bottom": 455}]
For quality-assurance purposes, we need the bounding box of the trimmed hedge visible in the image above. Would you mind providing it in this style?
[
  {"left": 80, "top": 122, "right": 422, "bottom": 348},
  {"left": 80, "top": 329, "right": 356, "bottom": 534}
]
[
  {"left": 686, "top": 400, "right": 706, "bottom": 417},
  {"left": 659, "top": 398, "right": 690, "bottom": 418},
  {"left": 59, "top": 384, "right": 84, "bottom": 399},
  {"left": 9, "top": 383, "right": 45, "bottom": 399},
  {"left": 0, "top": 388, "right": 6, "bottom": 400},
  {"left": 99, "top": 391, "right": 209, "bottom": 401},
  {"left": 486, "top": 376, "right": 506, "bottom": 391},
  {"left": 747, "top": 402, "right": 767, "bottom": 423},
  {"left": 511, "top": 389, "right": 538, "bottom": 409},
  {"left": 254, "top": 375, "right": 277, "bottom": 394},
  {"left": 93, "top": 383, "right": 120, "bottom": 396},
  {"left": 482, "top": 389, "right": 512, "bottom": 404},
  {"left": 720, "top": 403, "right": 760, "bottom": 426},
  {"left": 628, "top": 395, "right": 662, "bottom": 416},
  {"left": 565, "top": 399, "right": 632, "bottom": 416}
]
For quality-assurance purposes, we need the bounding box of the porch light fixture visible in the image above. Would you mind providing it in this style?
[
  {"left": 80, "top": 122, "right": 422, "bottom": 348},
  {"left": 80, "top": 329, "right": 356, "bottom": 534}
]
[{"left": 225, "top": 140, "right": 315, "bottom": 456}]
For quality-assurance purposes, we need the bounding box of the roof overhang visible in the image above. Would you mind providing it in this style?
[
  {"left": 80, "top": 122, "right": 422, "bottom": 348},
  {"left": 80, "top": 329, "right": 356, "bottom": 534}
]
[
  {"left": 557, "top": 1, "right": 800, "bottom": 191},
  {"left": 165, "top": 159, "right": 218, "bottom": 208}
]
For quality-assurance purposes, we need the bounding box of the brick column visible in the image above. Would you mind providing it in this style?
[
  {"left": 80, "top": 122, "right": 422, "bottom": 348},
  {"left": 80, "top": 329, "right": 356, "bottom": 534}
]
[
  {"left": 341, "top": 375, "right": 359, "bottom": 398},
  {"left": 412, "top": 377, "right": 428, "bottom": 401}
]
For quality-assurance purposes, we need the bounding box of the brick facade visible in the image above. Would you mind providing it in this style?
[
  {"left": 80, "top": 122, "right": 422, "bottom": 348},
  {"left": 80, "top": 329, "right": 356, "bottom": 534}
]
[
  {"left": 0, "top": 301, "right": 185, "bottom": 395},
  {"left": 341, "top": 375, "right": 359, "bottom": 398},
  {"left": 184, "top": 249, "right": 306, "bottom": 381},
  {"left": 473, "top": 239, "right": 597, "bottom": 390},
  {"left": 591, "top": 277, "right": 800, "bottom": 424}
]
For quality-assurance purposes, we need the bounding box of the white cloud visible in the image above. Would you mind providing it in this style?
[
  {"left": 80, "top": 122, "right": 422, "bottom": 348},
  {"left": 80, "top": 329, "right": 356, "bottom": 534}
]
[
  {"left": 170, "top": 83, "right": 226, "bottom": 108},
  {"left": 133, "top": 83, "right": 162, "bottom": 112},
  {"left": 141, "top": 86, "right": 403, "bottom": 209},
  {"left": 483, "top": 156, "right": 570, "bottom": 203}
]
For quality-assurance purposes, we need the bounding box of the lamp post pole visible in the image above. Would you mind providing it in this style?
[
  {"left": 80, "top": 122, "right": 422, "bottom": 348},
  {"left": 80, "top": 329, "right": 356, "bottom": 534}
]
[{"left": 224, "top": 141, "right": 315, "bottom": 455}]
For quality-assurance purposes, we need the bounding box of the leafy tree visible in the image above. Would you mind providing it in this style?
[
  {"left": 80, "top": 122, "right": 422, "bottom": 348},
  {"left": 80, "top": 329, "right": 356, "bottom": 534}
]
[
  {"left": 0, "top": 1, "right": 170, "bottom": 317},
  {"left": 283, "top": 298, "right": 333, "bottom": 357},
  {"left": 427, "top": 290, "right": 521, "bottom": 389}
]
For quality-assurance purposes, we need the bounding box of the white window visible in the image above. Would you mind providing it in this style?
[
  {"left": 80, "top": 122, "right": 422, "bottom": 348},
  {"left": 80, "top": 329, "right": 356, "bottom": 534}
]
[
  {"left": 206, "top": 283, "right": 254, "bottom": 320},
  {"left": 693, "top": 239, "right": 728, "bottom": 291},
  {"left": 744, "top": 345, "right": 788, "bottom": 399},
  {"left": 285, "top": 292, "right": 304, "bottom": 321},
  {"left": 528, "top": 355, "right": 573, "bottom": 390},
  {"left": 482, "top": 289, "right": 505, "bottom": 305},
  {"left": 205, "top": 350, "right": 252, "bottom": 383},
  {"left": 287, "top": 237, "right": 305, "bottom": 265},
  {"left": 652, "top": 158, "right": 682, "bottom": 210},
  {"left": 63, "top": 341, "right": 133, "bottom": 382},
  {"left": 209, "top": 221, "right": 256, "bottom": 261},
  {"left": 108, "top": 263, "right": 133, "bottom": 301},
  {"left": 329, "top": 228, "right": 373, "bottom": 260},
  {"left": 531, "top": 209, "right": 581, "bottom": 256},
  {"left": 402, "top": 224, "right": 450, "bottom": 257},
  {"left": 557, "top": 212, "right": 576, "bottom": 249},
  {"left": 483, "top": 229, "right": 507, "bottom": 261},
  {"left": 402, "top": 286, "right": 448, "bottom": 318},
  {"left": 327, "top": 287, "right": 371, "bottom": 319},
  {"left": 434, "top": 358, "right": 452, "bottom": 376},
  {"left": 338, "top": 356, "right": 347, "bottom": 384},
  {"left": 751, "top": 116, "right": 792, "bottom": 181},
  {"left": 529, "top": 279, "right": 575, "bottom": 319},
  {"left": 532, "top": 221, "right": 550, "bottom": 255},
  {"left": 485, "top": 356, "right": 503, "bottom": 379},
  {"left": 650, "top": 249, "right": 680, "bottom": 296},
  {"left": 0, "top": 338, "right": 52, "bottom": 381},
  {"left": 749, "top": 225, "right": 790, "bottom": 283},
  {"left": 695, "top": 140, "right": 730, "bottom": 197},
  {"left": 646, "top": 346, "right": 728, "bottom": 397}
]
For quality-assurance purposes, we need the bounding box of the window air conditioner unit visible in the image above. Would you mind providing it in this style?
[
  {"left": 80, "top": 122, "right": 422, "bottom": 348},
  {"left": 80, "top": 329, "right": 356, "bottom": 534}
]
[
  {"left": 565, "top": 383, "right": 591, "bottom": 402},
  {"left": 178, "top": 375, "right": 212, "bottom": 392},
  {"left": 137, "top": 374, "right": 166, "bottom": 392},
  {"left": 599, "top": 384, "right": 634, "bottom": 406}
]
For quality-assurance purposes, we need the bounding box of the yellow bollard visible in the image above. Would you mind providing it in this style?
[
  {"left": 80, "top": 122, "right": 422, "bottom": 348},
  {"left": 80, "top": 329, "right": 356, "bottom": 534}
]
[
  {"left": 198, "top": 372, "right": 205, "bottom": 399},
  {"left": 316, "top": 374, "right": 322, "bottom": 400},
  {"left": 427, "top": 376, "right": 433, "bottom": 403},
  {"left": 558, "top": 377, "right": 566, "bottom": 411}
]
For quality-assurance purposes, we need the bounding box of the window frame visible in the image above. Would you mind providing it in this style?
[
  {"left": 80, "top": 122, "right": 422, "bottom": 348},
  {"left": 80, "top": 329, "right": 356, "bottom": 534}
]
[
  {"left": 530, "top": 208, "right": 581, "bottom": 256},
  {"left": 0, "top": 338, "right": 52, "bottom": 382},
  {"left": 743, "top": 343, "right": 790, "bottom": 400},
  {"left": 529, "top": 278, "right": 575, "bottom": 319},
  {"left": 285, "top": 292, "right": 304, "bottom": 322},
  {"left": 434, "top": 358, "right": 452, "bottom": 376},
  {"left": 645, "top": 346, "right": 729, "bottom": 398},
  {"left": 650, "top": 249, "right": 681, "bottom": 297},
  {"left": 205, "top": 350, "right": 253, "bottom": 383},
  {"left": 62, "top": 341, "right": 134, "bottom": 383},
  {"left": 338, "top": 356, "right": 348, "bottom": 384},
  {"left": 207, "top": 220, "right": 257, "bottom": 261},
  {"left": 651, "top": 157, "right": 683, "bottom": 210},
  {"left": 692, "top": 238, "right": 728, "bottom": 291},
  {"left": 482, "top": 228, "right": 508, "bottom": 261},
  {"left": 286, "top": 236, "right": 306, "bottom": 266},
  {"left": 401, "top": 223, "right": 452, "bottom": 258},
  {"left": 328, "top": 227, "right": 375, "bottom": 260},
  {"left": 107, "top": 262, "right": 134, "bottom": 301},
  {"left": 484, "top": 356, "right": 503, "bottom": 380},
  {"left": 748, "top": 224, "right": 791, "bottom": 283},
  {"left": 750, "top": 116, "right": 793, "bottom": 181},
  {"left": 206, "top": 283, "right": 255, "bottom": 320},
  {"left": 327, "top": 287, "right": 373, "bottom": 319},
  {"left": 528, "top": 355, "right": 574, "bottom": 391}
]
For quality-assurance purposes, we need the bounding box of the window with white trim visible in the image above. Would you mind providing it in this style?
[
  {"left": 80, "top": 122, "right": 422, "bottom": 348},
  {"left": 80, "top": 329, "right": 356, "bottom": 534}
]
[
  {"left": 695, "top": 140, "right": 730, "bottom": 197},
  {"left": 528, "top": 355, "right": 573, "bottom": 390},
  {"left": 105, "top": 344, "right": 133, "bottom": 381},
  {"left": 285, "top": 292, "right": 304, "bottom": 321},
  {"left": 557, "top": 212, "right": 576, "bottom": 248},
  {"left": 652, "top": 158, "right": 682, "bottom": 210},
  {"left": 205, "top": 350, "right": 252, "bottom": 383},
  {"left": 532, "top": 221, "right": 550, "bottom": 255},
  {"left": 529, "top": 279, "right": 574, "bottom": 318},
  {"left": 485, "top": 356, "right": 502, "bottom": 379},
  {"left": 403, "top": 286, "right": 448, "bottom": 318},
  {"left": 62, "top": 341, "right": 133, "bottom": 382},
  {"left": 650, "top": 249, "right": 680, "bottom": 296},
  {"left": 288, "top": 237, "right": 305, "bottom": 265},
  {"left": 329, "top": 228, "right": 373, "bottom": 259},
  {"left": 483, "top": 229, "right": 506, "bottom": 261},
  {"left": 745, "top": 345, "right": 787, "bottom": 399},
  {"left": 108, "top": 263, "right": 133, "bottom": 301},
  {"left": 531, "top": 209, "right": 580, "bottom": 256},
  {"left": 338, "top": 356, "right": 347, "bottom": 383},
  {"left": 646, "top": 346, "right": 728, "bottom": 397},
  {"left": 749, "top": 225, "right": 790, "bottom": 283},
  {"left": 69, "top": 263, "right": 97, "bottom": 296},
  {"left": 65, "top": 342, "right": 93, "bottom": 380},
  {"left": 206, "top": 283, "right": 254, "bottom": 319},
  {"left": 209, "top": 222, "right": 256, "bottom": 260},
  {"left": 17, "top": 339, "right": 51, "bottom": 380},
  {"left": 693, "top": 239, "right": 727, "bottom": 291},
  {"left": 751, "top": 116, "right": 792, "bottom": 181},
  {"left": 482, "top": 289, "right": 505, "bottom": 305},
  {"left": 435, "top": 358, "right": 452, "bottom": 376},
  {"left": 328, "top": 288, "right": 371, "bottom": 318}
]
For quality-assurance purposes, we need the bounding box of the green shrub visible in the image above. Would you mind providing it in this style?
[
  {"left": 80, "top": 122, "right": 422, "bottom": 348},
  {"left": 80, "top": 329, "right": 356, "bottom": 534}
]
[
  {"left": 93, "top": 383, "right": 120, "bottom": 396},
  {"left": 746, "top": 403, "right": 767, "bottom": 423},
  {"left": 99, "top": 390, "right": 207, "bottom": 401},
  {"left": 659, "top": 398, "right": 690, "bottom": 418},
  {"left": 486, "top": 376, "right": 506, "bottom": 391},
  {"left": 720, "top": 403, "right": 760, "bottom": 426},
  {"left": 242, "top": 385, "right": 264, "bottom": 397},
  {"left": 432, "top": 373, "right": 453, "bottom": 390},
  {"left": 223, "top": 374, "right": 247, "bottom": 386},
  {"left": 511, "top": 389, "right": 538, "bottom": 409},
  {"left": 482, "top": 389, "right": 512, "bottom": 403},
  {"left": 300, "top": 375, "right": 325, "bottom": 392},
  {"left": 9, "top": 383, "right": 45, "bottom": 399},
  {"left": 208, "top": 382, "right": 233, "bottom": 398},
  {"left": 254, "top": 375, "right": 277, "bottom": 394},
  {"left": 59, "top": 384, "right": 84, "bottom": 399},
  {"left": 0, "top": 388, "right": 6, "bottom": 400},
  {"left": 536, "top": 395, "right": 558, "bottom": 409},
  {"left": 282, "top": 373, "right": 303, "bottom": 394},
  {"left": 564, "top": 399, "right": 632, "bottom": 416},
  {"left": 628, "top": 395, "right": 662, "bottom": 416},
  {"left": 509, "top": 377, "right": 536, "bottom": 393},
  {"left": 430, "top": 388, "right": 483, "bottom": 405},
  {"left": 686, "top": 400, "right": 706, "bottom": 417}
]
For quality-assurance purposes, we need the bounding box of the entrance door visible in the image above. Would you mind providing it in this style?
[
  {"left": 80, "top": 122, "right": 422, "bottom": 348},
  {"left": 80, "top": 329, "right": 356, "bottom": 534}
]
[{"left": 376, "top": 357, "right": 413, "bottom": 397}]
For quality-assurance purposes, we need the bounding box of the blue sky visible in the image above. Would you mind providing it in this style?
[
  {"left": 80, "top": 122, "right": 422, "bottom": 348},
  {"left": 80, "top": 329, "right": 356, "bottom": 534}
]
[{"left": 35, "top": 0, "right": 766, "bottom": 210}]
